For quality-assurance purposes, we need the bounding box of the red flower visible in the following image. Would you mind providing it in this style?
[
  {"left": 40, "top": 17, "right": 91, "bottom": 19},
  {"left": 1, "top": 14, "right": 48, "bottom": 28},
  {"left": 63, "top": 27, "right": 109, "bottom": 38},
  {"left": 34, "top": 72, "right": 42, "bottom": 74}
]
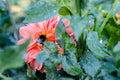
[{"left": 18, "top": 16, "right": 76, "bottom": 72}]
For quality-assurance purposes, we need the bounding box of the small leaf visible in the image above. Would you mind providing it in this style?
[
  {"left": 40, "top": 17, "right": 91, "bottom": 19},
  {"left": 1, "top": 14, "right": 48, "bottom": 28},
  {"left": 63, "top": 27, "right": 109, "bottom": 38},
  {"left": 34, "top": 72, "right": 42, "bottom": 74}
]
[
  {"left": 79, "top": 50, "right": 101, "bottom": 77},
  {"left": 27, "top": 64, "right": 32, "bottom": 78},
  {"left": 58, "top": 6, "right": 72, "bottom": 16},
  {"left": 87, "top": 31, "right": 109, "bottom": 58}
]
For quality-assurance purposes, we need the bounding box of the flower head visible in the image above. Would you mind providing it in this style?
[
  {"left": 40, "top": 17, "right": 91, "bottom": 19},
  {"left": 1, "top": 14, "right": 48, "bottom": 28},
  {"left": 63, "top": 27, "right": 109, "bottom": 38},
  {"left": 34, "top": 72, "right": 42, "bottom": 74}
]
[{"left": 18, "top": 16, "right": 76, "bottom": 72}]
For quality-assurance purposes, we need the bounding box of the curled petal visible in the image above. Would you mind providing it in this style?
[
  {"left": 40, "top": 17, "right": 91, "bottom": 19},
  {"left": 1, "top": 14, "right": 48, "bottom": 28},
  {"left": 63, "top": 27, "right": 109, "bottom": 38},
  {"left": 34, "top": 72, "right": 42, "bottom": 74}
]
[
  {"left": 37, "top": 63, "right": 43, "bottom": 71},
  {"left": 39, "top": 67, "right": 46, "bottom": 73},
  {"left": 29, "top": 59, "right": 43, "bottom": 71},
  {"left": 63, "top": 19, "right": 76, "bottom": 46},
  {"left": 57, "top": 64, "right": 62, "bottom": 71},
  {"left": 17, "top": 26, "right": 31, "bottom": 44},
  {"left": 17, "top": 38, "right": 28, "bottom": 45},
  {"left": 29, "top": 59, "right": 36, "bottom": 70}
]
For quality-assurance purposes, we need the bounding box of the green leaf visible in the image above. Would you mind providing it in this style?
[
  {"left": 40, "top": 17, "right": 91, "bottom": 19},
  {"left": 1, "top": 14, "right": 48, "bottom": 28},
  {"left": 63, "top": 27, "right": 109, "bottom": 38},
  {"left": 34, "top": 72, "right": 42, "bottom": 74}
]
[
  {"left": 56, "top": 20, "right": 74, "bottom": 49},
  {"left": 36, "top": 42, "right": 62, "bottom": 80},
  {"left": 56, "top": 19, "right": 82, "bottom": 76},
  {"left": 44, "top": 42, "right": 58, "bottom": 53},
  {"left": 56, "top": 20, "right": 81, "bottom": 76},
  {"left": 44, "top": 52, "right": 62, "bottom": 80},
  {"left": 70, "top": 15, "right": 88, "bottom": 41},
  {"left": 36, "top": 50, "right": 49, "bottom": 65},
  {"left": 62, "top": 50, "right": 83, "bottom": 76},
  {"left": 79, "top": 50, "right": 101, "bottom": 77},
  {"left": 0, "top": 40, "right": 29, "bottom": 73},
  {"left": 24, "top": 0, "right": 60, "bottom": 23},
  {"left": 44, "top": 53, "right": 62, "bottom": 70},
  {"left": 58, "top": 6, "right": 72, "bottom": 16},
  {"left": 36, "top": 42, "right": 62, "bottom": 68},
  {"left": 86, "top": 31, "right": 109, "bottom": 58}
]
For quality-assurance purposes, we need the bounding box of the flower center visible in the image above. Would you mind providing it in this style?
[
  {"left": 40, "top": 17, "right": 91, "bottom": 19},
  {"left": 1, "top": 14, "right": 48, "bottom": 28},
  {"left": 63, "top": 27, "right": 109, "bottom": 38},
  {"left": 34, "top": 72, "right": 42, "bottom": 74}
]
[{"left": 36, "top": 35, "right": 46, "bottom": 45}]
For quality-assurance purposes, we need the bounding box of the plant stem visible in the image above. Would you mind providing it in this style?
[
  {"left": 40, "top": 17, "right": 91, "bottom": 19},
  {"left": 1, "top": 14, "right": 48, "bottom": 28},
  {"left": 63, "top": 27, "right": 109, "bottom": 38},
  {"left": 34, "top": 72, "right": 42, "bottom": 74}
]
[
  {"left": 99, "top": 0, "right": 119, "bottom": 35},
  {"left": 6, "top": 0, "right": 19, "bottom": 40}
]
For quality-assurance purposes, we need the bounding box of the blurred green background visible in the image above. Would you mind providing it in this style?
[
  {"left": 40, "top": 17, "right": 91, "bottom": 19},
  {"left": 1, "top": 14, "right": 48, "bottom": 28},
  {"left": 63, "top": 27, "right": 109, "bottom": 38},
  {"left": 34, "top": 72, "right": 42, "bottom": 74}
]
[{"left": 0, "top": 0, "right": 34, "bottom": 80}]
